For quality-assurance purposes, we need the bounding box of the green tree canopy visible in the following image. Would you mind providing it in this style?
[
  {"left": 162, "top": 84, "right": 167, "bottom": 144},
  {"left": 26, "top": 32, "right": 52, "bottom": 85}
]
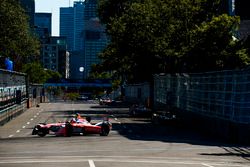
[
  {"left": 0, "top": 0, "right": 40, "bottom": 71},
  {"left": 97, "top": 0, "right": 249, "bottom": 83},
  {"left": 22, "top": 62, "right": 61, "bottom": 84}
]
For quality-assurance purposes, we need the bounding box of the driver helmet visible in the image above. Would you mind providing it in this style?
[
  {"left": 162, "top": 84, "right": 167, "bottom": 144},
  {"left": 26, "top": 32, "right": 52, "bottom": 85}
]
[{"left": 75, "top": 113, "right": 80, "bottom": 118}]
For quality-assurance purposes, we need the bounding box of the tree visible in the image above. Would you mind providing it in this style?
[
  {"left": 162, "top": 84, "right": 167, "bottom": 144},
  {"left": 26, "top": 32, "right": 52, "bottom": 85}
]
[
  {"left": 22, "top": 62, "right": 61, "bottom": 84},
  {"left": 97, "top": 0, "right": 249, "bottom": 83},
  {"left": 0, "top": 0, "right": 40, "bottom": 71}
]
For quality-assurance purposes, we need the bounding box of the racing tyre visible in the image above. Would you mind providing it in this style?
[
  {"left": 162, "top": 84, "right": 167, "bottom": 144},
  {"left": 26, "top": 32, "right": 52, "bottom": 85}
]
[
  {"left": 81, "top": 128, "right": 86, "bottom": 136},
  {"left": 65, "top": 122, "right": 73, "bottom": 137},
  {"left": 37, "top": 128, "right": 47, "bottom": 137},
  {"left": 100, "top": 123, "right": 110, "bottom": 136}
]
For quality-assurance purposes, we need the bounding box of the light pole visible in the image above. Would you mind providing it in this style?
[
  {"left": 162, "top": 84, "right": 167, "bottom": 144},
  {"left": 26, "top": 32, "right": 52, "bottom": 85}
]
[{"left": 79, "top": 67, "right": 84, "bottom": 80}]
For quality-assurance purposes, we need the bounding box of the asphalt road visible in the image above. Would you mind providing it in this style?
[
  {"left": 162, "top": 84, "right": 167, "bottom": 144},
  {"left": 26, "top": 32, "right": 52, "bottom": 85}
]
[{"left": 0, "top": 101, "right": 249, "bottom": 167}]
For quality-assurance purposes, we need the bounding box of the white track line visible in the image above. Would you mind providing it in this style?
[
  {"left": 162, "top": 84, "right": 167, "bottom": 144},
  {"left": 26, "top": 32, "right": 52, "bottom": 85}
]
[
  {"left": 202, "top": 163, "right": 214, "bottom": 167},
  {"left": 88, "top": 160, "right": 95, "bottom": 167}
]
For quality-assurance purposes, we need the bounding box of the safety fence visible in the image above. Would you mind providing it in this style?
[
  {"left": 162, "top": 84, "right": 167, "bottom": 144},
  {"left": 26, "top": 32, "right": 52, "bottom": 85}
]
[
  {"left": 154, "top": 69, "right": 250, "bottom": 124},
  {"left": 154, "top": 69, "right": 250, "bottom": 144},
  {"left": 124, "top": 82, "right": 150, "bottom": 104}
]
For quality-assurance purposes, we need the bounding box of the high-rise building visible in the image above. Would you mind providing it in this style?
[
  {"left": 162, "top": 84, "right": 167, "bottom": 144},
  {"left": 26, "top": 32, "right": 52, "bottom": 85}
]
[
  {"left": 60, "top": 1, "right": 85, "bottom": 80},
  {"left": 60, "top": 1, "right": 85, "bottom": 52},
  {"left": 41, "top": 37, "right": 69, "bottom": 78},
  {"left": 34, "top": 13, "right": 52, "bottom": 38},
  {"left": 83, "top": 0, "right": 108, "bottom": 78}
]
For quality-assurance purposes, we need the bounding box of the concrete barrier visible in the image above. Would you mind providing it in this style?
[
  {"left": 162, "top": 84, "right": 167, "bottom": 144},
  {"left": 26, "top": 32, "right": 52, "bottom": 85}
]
[{"left": 0, "top": 100, "right": 27, "bottom": 126}]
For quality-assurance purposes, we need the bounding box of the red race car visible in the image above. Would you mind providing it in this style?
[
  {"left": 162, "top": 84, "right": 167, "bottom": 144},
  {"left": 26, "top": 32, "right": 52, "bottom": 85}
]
[{"left": 32, "top": 115, "right": 112, "bottom": 137}]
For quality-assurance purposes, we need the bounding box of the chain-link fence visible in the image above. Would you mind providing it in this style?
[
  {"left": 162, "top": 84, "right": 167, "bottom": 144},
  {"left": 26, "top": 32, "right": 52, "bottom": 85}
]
[{"left": 154, "top": 68, "right": 250, "bottom": 124}]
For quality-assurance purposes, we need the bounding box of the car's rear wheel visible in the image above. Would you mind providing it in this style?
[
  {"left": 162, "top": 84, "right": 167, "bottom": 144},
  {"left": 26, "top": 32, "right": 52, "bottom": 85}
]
[
  {"left": 100, "top": 124, "right": 110, "bottom": 136},
  {"left": 65, "top": 122, "right": 73, "bottom": 137},
  {"left": 81, "top": 128, "right": 86, "bottom": 136}
]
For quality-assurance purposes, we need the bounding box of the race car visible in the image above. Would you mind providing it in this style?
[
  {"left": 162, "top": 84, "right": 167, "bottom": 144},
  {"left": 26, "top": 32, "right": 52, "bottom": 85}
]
[
  {"left": 99, "top": 96, "right": 114, "bottom": 105},
  {"left": 32, "top": 116, "right": 112, "bottom": 137}
]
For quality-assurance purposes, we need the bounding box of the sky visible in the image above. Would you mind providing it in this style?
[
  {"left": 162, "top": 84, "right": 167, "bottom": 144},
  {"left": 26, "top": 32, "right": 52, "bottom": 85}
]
[{"left": 35, "top": 0, "right": 75, "bottom": 36}]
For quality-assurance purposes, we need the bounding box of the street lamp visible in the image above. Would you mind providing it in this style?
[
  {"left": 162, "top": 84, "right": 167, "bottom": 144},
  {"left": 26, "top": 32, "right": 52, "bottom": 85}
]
[{"left": 79, "top": 67, "right": 84, "bottom": 80}]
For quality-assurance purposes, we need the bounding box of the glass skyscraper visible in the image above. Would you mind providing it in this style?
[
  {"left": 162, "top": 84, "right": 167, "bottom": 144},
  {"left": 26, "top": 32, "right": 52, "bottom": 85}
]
[
  {"left": 60, "top": 0, "right": 108, "bottom": 80},
  {"left": 60, "top": 1, "right": 84, "bottom": 52},
  {"left": 83, "top": 0, "right": 108, "bottom": 78},
  {"left": 34, "top": 13, "right": 52, "bottom": 38}
]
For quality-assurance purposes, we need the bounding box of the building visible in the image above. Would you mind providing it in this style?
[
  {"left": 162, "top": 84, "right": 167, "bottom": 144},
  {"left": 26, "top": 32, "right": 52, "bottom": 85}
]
[
  {"left": 60, "top": 1, "right": 85, "bottom": 52},
  {"left": 234, "top": 0, "right": 250, "bottom": 40},
  {"left": 40, "top": 37, "right": 69, "bottom": 79},
  {"left": 83, "top": 0, "right": 108, "bottom": 78},
  {"left": 69, "top": 50, "right": 85, "bottom": 80},
  {"left": 34, "top": 13, "right": 52, "bottom": 38},
  {"left": 60, "top": 1, "right": 85, "bottom": 80}
]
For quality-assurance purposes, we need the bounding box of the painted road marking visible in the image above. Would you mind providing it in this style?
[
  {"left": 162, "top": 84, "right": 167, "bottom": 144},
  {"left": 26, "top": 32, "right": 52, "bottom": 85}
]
[
  {"left": 202, "top": 163, "right": 214, "bottom": 167},
  {"left": 88, "top": 160, "right": 95, "bottom": 167},
  {"left": 8, "top": 135, "right": 13, "bottom": 138},
  {"left": 26, "top": 122, "right": 30, "bottom": 125},
  {"left": 22, "top": 126, "right": 26, "bottom": 129},
  {"left": 0, "top": 157, "right": 246, "bottom": 167},
  {"left": 16, "top": 130, "right": 20, "bottom": 133},
  {"left": 34, "top": 115, "right": 37, "bottom": 118},
  {"left": 30, "top": 118, "right": 33, "bottom": 121}
]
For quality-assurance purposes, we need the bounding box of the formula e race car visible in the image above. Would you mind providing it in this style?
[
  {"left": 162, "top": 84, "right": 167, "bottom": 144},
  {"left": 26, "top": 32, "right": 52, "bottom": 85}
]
[{"left": 32, "top": 116, "right": 112, "bottom": 137}]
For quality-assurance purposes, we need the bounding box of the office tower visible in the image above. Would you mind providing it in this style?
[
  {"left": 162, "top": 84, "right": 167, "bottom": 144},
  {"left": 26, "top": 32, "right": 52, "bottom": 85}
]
[
  {"left": 60, "top": 1, "right": 84, "bottom": 52},
  {"left": 60, "top": 1, "right": 85, "bottom": 80},
  {"left": 35, "top": 13, "right": 52, "bottom": 38},
  {"left": 83, "top": 0, "right": 108, "bottom": 78},
  {"left": 41, "top": 37, "right": 69, "bottom": 78}
]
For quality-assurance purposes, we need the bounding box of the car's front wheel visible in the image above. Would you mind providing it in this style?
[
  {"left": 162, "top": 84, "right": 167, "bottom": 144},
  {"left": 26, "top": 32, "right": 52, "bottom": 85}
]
[{"left": 37, "top": 128, "right": 47, "bottom": 137}]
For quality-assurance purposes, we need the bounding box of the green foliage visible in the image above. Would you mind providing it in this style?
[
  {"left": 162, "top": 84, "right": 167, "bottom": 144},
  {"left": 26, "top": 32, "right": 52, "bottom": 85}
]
[
  {"left": 0, "top": 0, "right": 40, "bottom": 71},
  {"left": 22, "top": 62, "right": 49, "bottom": 84},
  {"left": 22, "top": 62, "right": 62, "bottom": 84},
  {"left": 97, "top": 0, "right": 250, "bottom": 83},
  {"left": 66, "top": 93, "right": 79, "bottom": 101}
]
